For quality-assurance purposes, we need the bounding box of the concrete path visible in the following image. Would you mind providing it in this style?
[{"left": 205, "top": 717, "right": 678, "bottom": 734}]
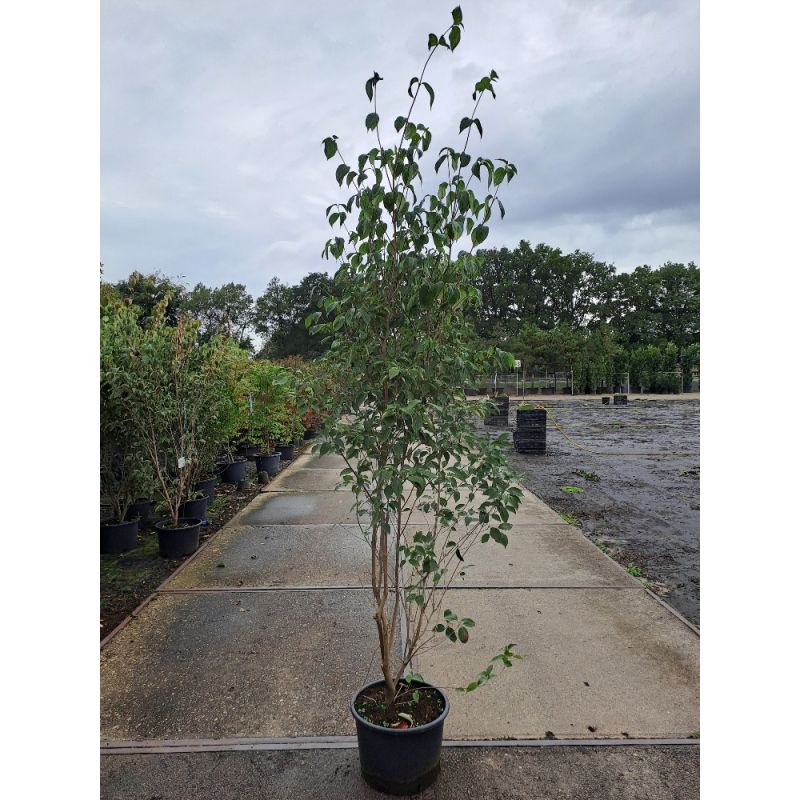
[{"left": 101, "top": 448, "right": 699, "bottom": 797}]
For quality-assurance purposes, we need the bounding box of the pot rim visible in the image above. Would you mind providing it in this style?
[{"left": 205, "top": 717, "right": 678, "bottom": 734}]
[
  {"left": 100, "top": 517, "right": 138, "bottom": 529},
  {"left": 154, "top": 517, "right": 202, "bottom": 532},
  {"left": 350, "top": 678, "right": 449, "bottom": 735}
]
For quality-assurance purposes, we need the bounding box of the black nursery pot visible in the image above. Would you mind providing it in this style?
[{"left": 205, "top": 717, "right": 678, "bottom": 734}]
[
  {"left": 350, "top": 680, "right": 449, "bottom": 795},
  {"left": 154, "top": 518, "right": 201, "bottom": 558},
  {"left": 219, "top": 458, "right": 248, "bottom": 484},
  {"left": 100, "top": 518, "right": 139, "bottom": 554},
  {"left": 125, "top": 498, "right": 153, "bottom": 528},
  {"left": 255, "top": 452, "right": 281, "bottom": 476},
  {"left": 277, "top": 443, "right": 295, "bottom": 462},
  {"left": 194, "top": 476, "right": 219, "bottom": 502},
  {"left": 303, "top": 427, "right": 318, "bottom": 440},
  {"left": 178, "top": 494, "right": 210, "bottom": 521}
]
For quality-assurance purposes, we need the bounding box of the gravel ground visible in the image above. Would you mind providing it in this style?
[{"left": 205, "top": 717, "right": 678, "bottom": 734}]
[{"left": 482, "top": 397, "right": 700, "bottom": 627}]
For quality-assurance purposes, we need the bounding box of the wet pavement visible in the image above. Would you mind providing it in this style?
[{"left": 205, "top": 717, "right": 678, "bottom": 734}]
[{"left": 101, "top": 443, "right": 699, "bottom": 798}]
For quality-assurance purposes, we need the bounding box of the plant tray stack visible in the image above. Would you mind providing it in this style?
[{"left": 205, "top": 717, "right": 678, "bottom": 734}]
[
  {"left": 483, "top": 394, "right": 509, "bottom": 426},
  {"left": 613, "top": 394, "right": 628, "bottom": 406},
  {"left": 514, "top": 408, "right": 547, "bottom": 454}
]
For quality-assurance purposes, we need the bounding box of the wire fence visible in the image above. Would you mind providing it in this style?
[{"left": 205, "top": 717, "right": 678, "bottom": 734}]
[
  {"left": 464, "top": 370, "right": 631, "bottom": 398},
  {"left": 465, "top": 368, "right": 701, "bottom": 397}
]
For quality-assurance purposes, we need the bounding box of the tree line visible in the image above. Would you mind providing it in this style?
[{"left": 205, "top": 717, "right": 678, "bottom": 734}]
[{"left": 101, "top": 240, "right": 699, "bottom": 390}]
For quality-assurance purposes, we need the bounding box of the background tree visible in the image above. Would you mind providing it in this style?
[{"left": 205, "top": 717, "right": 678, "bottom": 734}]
[
  {"left": 254, "top": 272, "right": 336, "bottom": 359},
  {"left": 109, "top": 271, "right": 187, "bottom": 326},
  {"left": 184, "top": 281, "right": 255, "bottom": 349}
]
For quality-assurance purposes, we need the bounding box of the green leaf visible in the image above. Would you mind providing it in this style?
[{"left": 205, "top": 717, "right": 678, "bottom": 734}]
[
  {"left": 322, "top": 137, "right": 337, "bottom": 160},
  {"left": 394, "top": 115, "right": 407, "bottom": 132},
  {"left": 459, "top": 117, "right": 471, "bottom": 134},
  {"left": 471, "top": 224, "right": 489, "bottom": 246},
  {"left": 419, "top": 284, "right": 437, "bottom": 307},
  {"left": 422, "top": 81, "right": 435, "bottom": 109},
  {"left": 449, "top": 26, "right": 461, "bottom": 50},
  {"left": 365, "top": 112, "right": 379, "bottom": 131},
  {"left": 493, "top": 166, "right": 507, "bottom": 186},
  {"left": 387, "top": 366, "right": 402, "bottom": 379},
  {"left": 452, "top": 6, "right": 463, "bottom": 25},
  {"left": 335, "top": 164, "right": 348, "bottom": 185},
  {"left": 490, "top": 528, "right": 509, "bottom": 546},
  {"left": 428, "top": 32, "right": 438, "bottom": 49}
]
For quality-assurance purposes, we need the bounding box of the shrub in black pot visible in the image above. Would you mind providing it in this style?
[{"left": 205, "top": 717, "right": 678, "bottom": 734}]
[
  {"left": 100, "top": 517, "right": 139, "bottom": 554},
  {"left": 277, "top": 442, "right": 295, "bottom": 461},
  {"left": 313, "top": 13, "right": 523, "bottom": 789},
  {"left": 101, "top": 304, "right": 156, "bottom": 552},
  {"left": 105, "top": 302, "right": 242, "bottom": 559},
  {"left": 255, "top": 451, "right": 281, "bottom": 476},
  {"left": 218, "top": 457, "right": 248, "bottom": 484},
  {"left": 154, "top": 517, "right": 202, "bottom": 558},
  {"left": 194, "top": 476, "right": 219, "bottom": 502},
  {"left": 124, "top": 498, "right": 153, "bottom": 529},
  {"left": 178, "top": 492, "right": 210, "bottom": 521}
]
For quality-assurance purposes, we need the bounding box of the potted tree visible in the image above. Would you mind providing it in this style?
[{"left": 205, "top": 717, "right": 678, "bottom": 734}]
[
  {"left": 100, "top": 305, "right": 154, "bottom": 553},
  {"left": 107, "top": 300, "right": 235, "bottom": 558},
  {"left": 309, "top": 9, "right": 521, "bottom": 792},
  {"left": 247, "top": 359, "right": 292, "bottom": 476}
]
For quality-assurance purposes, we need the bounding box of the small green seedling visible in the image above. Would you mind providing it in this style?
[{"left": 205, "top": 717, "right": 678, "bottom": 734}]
[
  {"left": 573, "top": 469, "right": 600, "bottom": 482},
  {"left": 560, "top": 485, "right": 584, "bottom": 494},
  {"left": 594, "top": 540, "right": 609, "bottom": 553},
  {"left": 625, "top": 564, "right": 643, "bottom": 577},
  {"left": 559, "top": 512, "right": 578, "bottom": 525}
]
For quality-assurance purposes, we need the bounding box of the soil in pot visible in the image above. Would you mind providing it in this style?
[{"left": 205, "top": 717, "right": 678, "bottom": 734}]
[
  {"left": 154, "top": 518, "right": 201, "bottom": 558},
  {"left": 178, "top": 494, "right": 210, "bottom": 520},
  {"left": 124, "top": 498, "right": 153, "bottom": 528},
  {"left": 100, "top": 518, "right": 139, "bottom": 554},
  {"left": 351, "top": 679, "right": 449, "bottom": 795},
  {"left": 218, "top": 458, "right": 248, "bottom": 484},
  {"left": 255, "top": 452, "right": 281, "bottom": 475}
]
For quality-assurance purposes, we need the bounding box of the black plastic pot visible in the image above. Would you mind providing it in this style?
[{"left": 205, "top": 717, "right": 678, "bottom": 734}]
[
  {"left": 255, "top": 452, "right": 281, "bottom": 476},
  {"left": 178, "top": 494, "right": 210, "bottom": 521},
  {"left": 277, "top": 443, "right": 295, "bottom": 461},
  {"left": 154, "top": 518, "right": 201, "bottom": 558},
  {"left": 100, "top": 518, "right": 139, "bottom": 554},
  {"left": 218, "top": 458, "right": 248, "bottom": 484},
  {"left": 541, "top": 387, "right": 555, "bottom": 395},
  {"left": 613, "top": 394, "right": 628, "bottom": 406},
  {"left": 351, "top": 680, "right": 449, "bottom": 795},
  {"left": 194, "top": 476, "right": 219, "bottom": 502},
  {"left": 602, "top": 396, "right": 611, "bottom": 405},
  {"left": 125, "top": 498, "right": 153, "bottom": 528},
  {"left": 303, "top": 427, "right": 318, "bottom": 440}
]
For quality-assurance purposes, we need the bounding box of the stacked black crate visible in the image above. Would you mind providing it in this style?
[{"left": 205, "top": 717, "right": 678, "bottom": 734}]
[
  {"left": 514, "top": 408, "right": 546, "bottom": 454},
  {"left": 483, "top": 394, "right": 510, "bottom": 426}
]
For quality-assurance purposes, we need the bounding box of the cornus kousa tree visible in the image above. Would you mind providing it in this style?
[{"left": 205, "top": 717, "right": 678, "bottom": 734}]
[{"left": 309, "top": 7, "right": 523, "bottom": 709}]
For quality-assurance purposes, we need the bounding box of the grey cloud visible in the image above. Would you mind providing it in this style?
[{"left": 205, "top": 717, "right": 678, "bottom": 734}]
[{"left": 101, "top": 0, "right": 698, "bottom": 295}]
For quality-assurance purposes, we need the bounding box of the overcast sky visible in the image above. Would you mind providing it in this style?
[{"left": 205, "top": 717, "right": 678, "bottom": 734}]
[{"left": 101, "top": 0, "right": 698, "bottom": 298}]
